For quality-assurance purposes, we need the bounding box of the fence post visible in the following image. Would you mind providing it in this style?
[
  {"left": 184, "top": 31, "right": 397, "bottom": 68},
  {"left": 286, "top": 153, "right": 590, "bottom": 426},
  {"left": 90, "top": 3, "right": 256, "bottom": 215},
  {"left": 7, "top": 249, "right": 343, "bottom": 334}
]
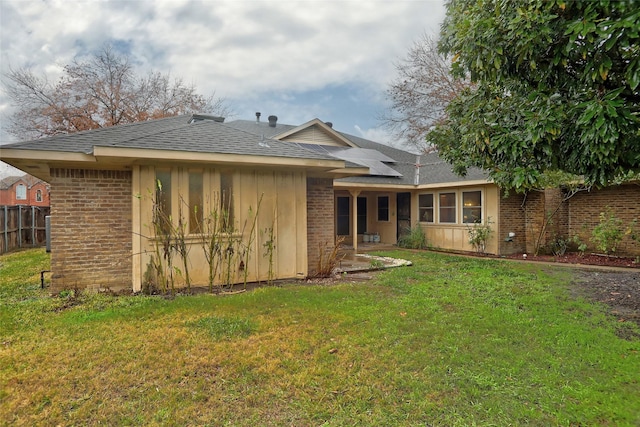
[
  {"left": 3, "top": 206, "right": 7, "bottom": 253},
  {"left": 18, "top": 205, "right": 22, "bottom": 249},
  {"left": 31, "top": 205, "right": 36, "bottom": 247}
]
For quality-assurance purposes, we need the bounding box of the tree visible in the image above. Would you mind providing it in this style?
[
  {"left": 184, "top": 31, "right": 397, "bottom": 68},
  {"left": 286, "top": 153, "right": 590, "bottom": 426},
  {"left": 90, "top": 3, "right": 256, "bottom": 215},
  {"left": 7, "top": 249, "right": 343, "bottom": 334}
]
[
  {"left": 3, "top": 44, "right": 231, "bottom": 140},
  {"left": 429, "top": 0, "right": 640, "bottom": 191},
  {"left": 382, "top": 33, "right": 469, "bottom": 151}
]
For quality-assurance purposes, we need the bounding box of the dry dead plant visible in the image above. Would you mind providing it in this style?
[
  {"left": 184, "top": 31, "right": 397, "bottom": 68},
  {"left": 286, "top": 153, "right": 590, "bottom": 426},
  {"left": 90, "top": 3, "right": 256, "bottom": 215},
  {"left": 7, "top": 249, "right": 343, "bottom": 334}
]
[{"left": 314, "top": 236, "right": 346, "bottom": 278}]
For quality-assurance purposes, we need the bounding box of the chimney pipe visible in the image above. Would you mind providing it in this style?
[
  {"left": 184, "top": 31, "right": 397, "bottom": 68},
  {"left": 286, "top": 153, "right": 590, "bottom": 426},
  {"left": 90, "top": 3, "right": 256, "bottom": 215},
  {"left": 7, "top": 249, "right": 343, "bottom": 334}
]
[
  {"left": 325, "top": 122, "right": 333, "bottom": 128},
  {"left": 268, "top": 115, "right": 278, "bottom": 127},
  {"left": 256, "top": 112, "right": 261, "bottom": 123}
]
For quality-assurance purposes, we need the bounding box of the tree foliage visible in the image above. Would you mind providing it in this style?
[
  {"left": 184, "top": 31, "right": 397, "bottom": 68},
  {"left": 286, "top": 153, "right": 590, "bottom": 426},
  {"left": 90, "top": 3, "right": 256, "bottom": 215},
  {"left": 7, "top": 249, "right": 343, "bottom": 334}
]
[
  {"left": 429, "top": 0, "right": 640, "bottom": 191},
  {"left": 382, "top": 33, "right": 469, "bottom": 151},
  {"left": 3, "top": 45, "right": 230, "bottom": 140}
]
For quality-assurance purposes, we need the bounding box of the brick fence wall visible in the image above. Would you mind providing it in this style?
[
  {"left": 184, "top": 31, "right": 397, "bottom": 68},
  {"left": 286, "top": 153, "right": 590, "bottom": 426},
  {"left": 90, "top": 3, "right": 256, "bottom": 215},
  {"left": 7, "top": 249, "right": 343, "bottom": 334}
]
[
  {"left": 49, "top": 169, "right": 132, "bottom": 292},
  {"left": 306, "top": 177, "right": 335, "bottom": 276},
  {"left": 512, "top": 184, "right": 640, "bottom": 257},
  {"left": 567, "top": 184, "right": 640, "bottom": 256}
]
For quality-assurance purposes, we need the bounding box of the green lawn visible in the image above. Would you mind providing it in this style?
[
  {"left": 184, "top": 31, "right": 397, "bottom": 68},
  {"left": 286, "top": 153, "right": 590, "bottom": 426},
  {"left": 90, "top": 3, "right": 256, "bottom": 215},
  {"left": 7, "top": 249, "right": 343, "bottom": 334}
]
[{"left": 1, "top": 248, "right": 639, "bottom": 426}]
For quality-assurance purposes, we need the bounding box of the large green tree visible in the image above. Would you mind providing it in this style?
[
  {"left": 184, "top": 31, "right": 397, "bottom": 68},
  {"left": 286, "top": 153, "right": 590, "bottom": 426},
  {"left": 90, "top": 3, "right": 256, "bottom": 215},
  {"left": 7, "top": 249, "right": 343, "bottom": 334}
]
[{"left": 429, "top": 0, "right": 640, "bottom": 190}]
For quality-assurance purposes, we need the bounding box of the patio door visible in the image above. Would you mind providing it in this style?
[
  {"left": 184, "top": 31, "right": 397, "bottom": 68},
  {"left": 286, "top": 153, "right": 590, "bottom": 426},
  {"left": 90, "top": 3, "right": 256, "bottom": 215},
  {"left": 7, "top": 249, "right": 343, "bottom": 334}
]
[{"left": 397, "top": 192, "right": 411, "bottom": 240}]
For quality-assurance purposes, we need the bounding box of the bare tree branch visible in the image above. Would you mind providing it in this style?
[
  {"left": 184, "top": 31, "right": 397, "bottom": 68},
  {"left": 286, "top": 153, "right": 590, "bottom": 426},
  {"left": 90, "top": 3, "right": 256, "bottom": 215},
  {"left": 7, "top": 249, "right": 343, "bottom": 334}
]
[
  {"left": 381, "top": 33, "right": 470, "bottom": 152},
  {"left": 2, "top": 43, "right": 232, "bottom": 140}
]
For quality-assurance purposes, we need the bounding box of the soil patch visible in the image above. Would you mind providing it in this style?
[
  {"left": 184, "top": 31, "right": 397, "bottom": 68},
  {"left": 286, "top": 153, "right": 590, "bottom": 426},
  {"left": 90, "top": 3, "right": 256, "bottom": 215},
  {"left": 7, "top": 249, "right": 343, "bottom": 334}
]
[{"left": 568, "top": 268, "right": 640, "bottom": 339}]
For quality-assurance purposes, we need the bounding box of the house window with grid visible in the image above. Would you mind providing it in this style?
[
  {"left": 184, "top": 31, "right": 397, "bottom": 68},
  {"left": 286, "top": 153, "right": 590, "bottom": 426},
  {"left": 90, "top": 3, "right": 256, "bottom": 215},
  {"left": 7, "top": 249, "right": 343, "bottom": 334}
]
[
  {"left": 154, "top": 170, "right": 172, "bottom": 233},
  {"left": 16, "top": 184, "right": 26, "bottom": 200},
  {"left": 418, "top": 194, "right": 434, "bottom": 223},
  {"left": 439, "top": 192, "right": 456, "bottom": 223},
  {"left": 462, "top": 191, "right": 482, "bottom": 224},
  {"left": 189, "top": 171, "right": 203, "bottom": 233},
  {"left": 36, "top": 189, "right": 43, "bottom": 202},
  {"left": 377, "top": 195, "right": 389, "bottom": 222},
  {"left": 220, "top": 172, "right": 235, "bottom": 232}
]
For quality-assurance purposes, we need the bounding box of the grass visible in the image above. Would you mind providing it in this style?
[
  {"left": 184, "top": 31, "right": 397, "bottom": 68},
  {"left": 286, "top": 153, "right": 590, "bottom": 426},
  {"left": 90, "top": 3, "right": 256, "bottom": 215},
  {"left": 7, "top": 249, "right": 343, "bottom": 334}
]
[{"left": 1, "top": 248, "right": 639, "bottom": 426}]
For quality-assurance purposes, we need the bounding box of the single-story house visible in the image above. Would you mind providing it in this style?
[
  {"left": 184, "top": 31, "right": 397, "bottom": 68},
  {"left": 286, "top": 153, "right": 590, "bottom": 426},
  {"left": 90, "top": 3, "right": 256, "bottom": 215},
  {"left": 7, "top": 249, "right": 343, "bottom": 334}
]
[{"left": 1, "top": 113, "right": 637, "bottom": 292}]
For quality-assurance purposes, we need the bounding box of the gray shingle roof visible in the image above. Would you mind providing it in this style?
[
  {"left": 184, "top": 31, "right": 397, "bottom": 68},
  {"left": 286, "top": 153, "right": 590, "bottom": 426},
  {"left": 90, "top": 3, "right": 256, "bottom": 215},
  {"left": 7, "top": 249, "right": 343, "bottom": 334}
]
[
  {"left": 3, "top": 115, "right": 489, "bottom": 186},
  {"left": 225, "top": 119, "right": 489, "bottom": 186},
  {"left": 2, "top": 115, "right": 335, "bottom": 162}
]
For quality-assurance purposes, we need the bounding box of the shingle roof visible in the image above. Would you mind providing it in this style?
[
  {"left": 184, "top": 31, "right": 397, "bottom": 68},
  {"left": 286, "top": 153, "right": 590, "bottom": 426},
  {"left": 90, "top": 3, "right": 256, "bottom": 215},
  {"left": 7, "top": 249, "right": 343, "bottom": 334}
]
[
  {"left": 225, "top": 119, "right": 489, "bottom": 186},
  {"left": 3, "top": 115, "right": 489, "bottom": 186},
  {"left": 0, "top": 174, "right": 45, "bottom": 189},
  {"left": 2, "top": 115, "right": 335, "bottom": 162}
]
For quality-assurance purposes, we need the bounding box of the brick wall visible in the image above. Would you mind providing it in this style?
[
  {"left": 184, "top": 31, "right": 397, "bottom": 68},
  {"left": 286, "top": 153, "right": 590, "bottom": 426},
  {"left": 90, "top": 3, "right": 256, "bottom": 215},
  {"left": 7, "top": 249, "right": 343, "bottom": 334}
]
[
  {"left": 306, "top": 178, "right": 335, "bottom": 276},
  {"left": 568, "top": 184, "right": 640, "bottom": 256},
  {"left": 498, "top": 191, "right": 527, "bottom": 255},
  {"left": 511, "top": 184, "right": 640, "bottom": 257},
  {"left": 49, "top": 169, "right": 132, "bottom": 292}
]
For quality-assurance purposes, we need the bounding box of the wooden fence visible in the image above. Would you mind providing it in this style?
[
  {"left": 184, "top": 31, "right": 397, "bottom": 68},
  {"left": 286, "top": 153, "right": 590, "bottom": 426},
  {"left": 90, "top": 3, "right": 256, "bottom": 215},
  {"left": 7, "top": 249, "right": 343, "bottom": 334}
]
[{"left": 0, "top": 205, "right": 50, "bottom": 254}]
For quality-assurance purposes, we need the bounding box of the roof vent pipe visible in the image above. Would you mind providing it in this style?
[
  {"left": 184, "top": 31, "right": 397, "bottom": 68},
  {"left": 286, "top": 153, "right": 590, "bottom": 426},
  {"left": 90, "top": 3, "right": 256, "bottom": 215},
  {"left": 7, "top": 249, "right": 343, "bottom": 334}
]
[
  {"left": 325, "top": 122, "right": 333, "bottom": 128},
  {"left": 256, "top": 112, "right": 261, "bottom": 123},
  {"left": 268, "top": 115, "right": 277, "bottom": 127}
]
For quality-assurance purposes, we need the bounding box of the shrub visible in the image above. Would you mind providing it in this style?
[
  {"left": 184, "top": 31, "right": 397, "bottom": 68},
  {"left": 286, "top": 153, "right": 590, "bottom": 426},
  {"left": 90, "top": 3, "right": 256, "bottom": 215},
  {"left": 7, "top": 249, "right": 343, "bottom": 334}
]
[
  {"left": 591, "top": 207, "right": 624, "bottom": 254},
  {"left": 466, "top": 218, "right": 493, "bottom": 253},
  {"left": 397, "top": 225, "right": 428, "bottom": 249}
]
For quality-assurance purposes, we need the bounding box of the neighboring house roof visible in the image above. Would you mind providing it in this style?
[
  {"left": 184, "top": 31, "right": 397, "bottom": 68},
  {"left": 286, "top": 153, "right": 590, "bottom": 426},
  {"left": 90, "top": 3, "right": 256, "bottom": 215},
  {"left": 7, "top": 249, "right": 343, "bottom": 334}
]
[{"left": 0, "top": 174, "right": 47, "bottom": 189}]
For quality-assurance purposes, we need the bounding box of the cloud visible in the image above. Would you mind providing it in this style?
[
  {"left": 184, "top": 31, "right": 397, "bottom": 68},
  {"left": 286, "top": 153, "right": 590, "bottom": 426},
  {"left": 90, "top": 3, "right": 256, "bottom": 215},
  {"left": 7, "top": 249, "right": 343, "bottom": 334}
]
[{"left": 0, "top": 0, "right": 446, "bottom": 144}]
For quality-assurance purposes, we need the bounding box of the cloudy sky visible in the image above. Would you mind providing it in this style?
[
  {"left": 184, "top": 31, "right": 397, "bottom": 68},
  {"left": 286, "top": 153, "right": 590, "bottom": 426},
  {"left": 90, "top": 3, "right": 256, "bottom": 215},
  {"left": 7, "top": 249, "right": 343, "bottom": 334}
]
[{"left": 0, "top": 0, "right": 446, "bottom": 175}]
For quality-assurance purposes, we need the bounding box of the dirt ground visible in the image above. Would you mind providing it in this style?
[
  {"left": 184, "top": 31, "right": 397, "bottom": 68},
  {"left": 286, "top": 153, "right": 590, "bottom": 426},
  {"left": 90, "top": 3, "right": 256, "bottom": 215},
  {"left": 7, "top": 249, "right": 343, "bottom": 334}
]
[
  {"left": 568, "top": 268, "right": 640, "bottom": 334},
  {"left": 504, "top": 253, "right": 639, "bottom": 329}
]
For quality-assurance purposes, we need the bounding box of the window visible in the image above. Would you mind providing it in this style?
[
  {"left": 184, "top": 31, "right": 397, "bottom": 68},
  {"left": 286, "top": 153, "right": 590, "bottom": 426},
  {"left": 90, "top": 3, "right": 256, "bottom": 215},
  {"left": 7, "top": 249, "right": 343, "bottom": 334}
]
[
  {"left": 357, "top": 197, "right": 367, "bottom": 234},
  {"left": 377, "top": 196, "right": 389, "bottom": 222},
  {"left": 189, "top": 172, "right": 203, "bottom": 233},
  {"left": 16, "top": 184, "right": 26, "bottom": 200},
  {"left": 337, "top": 196, "right": 350, "bottom": 236},
  {"left": 220, "top": 172, "right": 234, "bottom": 231},
  {"left": 155, "top": 170, "right": 172, "bottom": 232},
  {"left": 462, "top": 191, "right": 482, "bottom": 223},
  {"left": 35, "top": 189, "right": 43, "bottom": 202},
  {"left": 418, "top": 194, "right": 434, "bottom": 223},
  {"left": 439, "top": 192, "right": 456, "bottom": 223}
]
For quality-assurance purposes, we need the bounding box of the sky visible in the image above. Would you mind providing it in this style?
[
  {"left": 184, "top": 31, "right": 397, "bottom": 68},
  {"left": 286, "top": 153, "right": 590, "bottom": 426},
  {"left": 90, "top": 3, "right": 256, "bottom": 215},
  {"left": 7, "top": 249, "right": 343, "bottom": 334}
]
[{"left": 0, "top": 0, "right": 446, "bottom": 177}]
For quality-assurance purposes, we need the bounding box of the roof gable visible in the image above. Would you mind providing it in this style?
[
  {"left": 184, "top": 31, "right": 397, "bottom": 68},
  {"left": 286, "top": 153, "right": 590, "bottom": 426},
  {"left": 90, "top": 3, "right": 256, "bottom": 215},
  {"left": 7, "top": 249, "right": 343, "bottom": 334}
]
[{"left": 274, "top": 119, "right": 356, "bottom": 148}]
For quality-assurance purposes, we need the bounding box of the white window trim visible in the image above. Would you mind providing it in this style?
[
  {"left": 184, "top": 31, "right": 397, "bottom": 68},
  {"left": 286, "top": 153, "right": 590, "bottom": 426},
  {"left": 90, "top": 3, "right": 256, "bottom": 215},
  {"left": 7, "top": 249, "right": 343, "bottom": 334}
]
[
  {"left": 437, "top": 191, "right": 457, "bottom": 224},
  {"left": 462, "top": 190, "right": 483, "bottom": 224},
  {"left": 15, "top": 184, "right": 27, "bottom": 200},
  {"left": 418, "top": 193, "right": 435, "bottom": 223},
  {"left": 376, "top": 195, "right": 390, "bottom": 222}
]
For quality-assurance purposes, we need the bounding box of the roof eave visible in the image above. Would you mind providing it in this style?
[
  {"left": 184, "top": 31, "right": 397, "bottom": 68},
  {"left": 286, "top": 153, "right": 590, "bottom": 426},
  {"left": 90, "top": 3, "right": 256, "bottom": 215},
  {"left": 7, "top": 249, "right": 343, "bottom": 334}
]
[{"left": 92, "top": 146, "right": 345, "bottom": 170}]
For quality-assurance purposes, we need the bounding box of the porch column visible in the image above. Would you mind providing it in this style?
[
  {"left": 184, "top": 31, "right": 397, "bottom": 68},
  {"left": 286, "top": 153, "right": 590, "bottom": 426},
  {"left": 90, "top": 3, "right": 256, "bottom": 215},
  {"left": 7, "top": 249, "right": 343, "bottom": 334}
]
[{"left": 349, "top": 190, "right": 361, "bottom": 252}]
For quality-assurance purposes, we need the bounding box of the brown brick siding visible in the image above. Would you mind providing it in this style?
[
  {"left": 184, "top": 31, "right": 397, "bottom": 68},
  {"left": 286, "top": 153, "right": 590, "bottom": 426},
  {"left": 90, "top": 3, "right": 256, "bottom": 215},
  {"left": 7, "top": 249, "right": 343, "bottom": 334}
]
[
  {"left": 306, "top": 178, "right": 335, "bottom": 276},
  {"left": 506, "top": 184, "right": 640, "bottom": 257},
  {"left": 49, "top": 169, "right": 132, "bottom": 292},
  {"left": 568, "top": 184, "right": 640, "bottom": 256},
  {"left": 498, "top": 191, "right": 527, "bottom": 255}
]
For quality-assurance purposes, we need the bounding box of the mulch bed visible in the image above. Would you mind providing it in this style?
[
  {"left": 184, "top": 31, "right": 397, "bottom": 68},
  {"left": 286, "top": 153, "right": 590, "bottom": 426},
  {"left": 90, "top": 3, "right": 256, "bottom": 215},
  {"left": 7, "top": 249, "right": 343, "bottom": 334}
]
[{"left": 506, "top": 252, "right": 639, "bottom": 269}]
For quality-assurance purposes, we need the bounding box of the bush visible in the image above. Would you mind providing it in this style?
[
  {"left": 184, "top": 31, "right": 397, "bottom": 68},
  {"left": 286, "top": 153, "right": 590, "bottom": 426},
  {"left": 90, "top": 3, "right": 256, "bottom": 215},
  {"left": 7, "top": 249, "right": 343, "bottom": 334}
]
[
  {"left": 466, "top": 218, "right": 493, "bottom": 253},
  {"left": 397, "top": 225, "right": 428, "bottom": 249},
  {"left": 591, "top": 208, "right": 624, "bottom": 255}
]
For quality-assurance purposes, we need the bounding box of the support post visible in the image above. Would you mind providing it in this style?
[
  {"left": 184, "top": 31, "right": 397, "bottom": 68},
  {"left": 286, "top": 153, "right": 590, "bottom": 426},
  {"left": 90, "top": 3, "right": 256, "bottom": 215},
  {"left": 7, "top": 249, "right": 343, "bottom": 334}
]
[{"left": 349, "top": 190, "right": 361, "bottom": 253}]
